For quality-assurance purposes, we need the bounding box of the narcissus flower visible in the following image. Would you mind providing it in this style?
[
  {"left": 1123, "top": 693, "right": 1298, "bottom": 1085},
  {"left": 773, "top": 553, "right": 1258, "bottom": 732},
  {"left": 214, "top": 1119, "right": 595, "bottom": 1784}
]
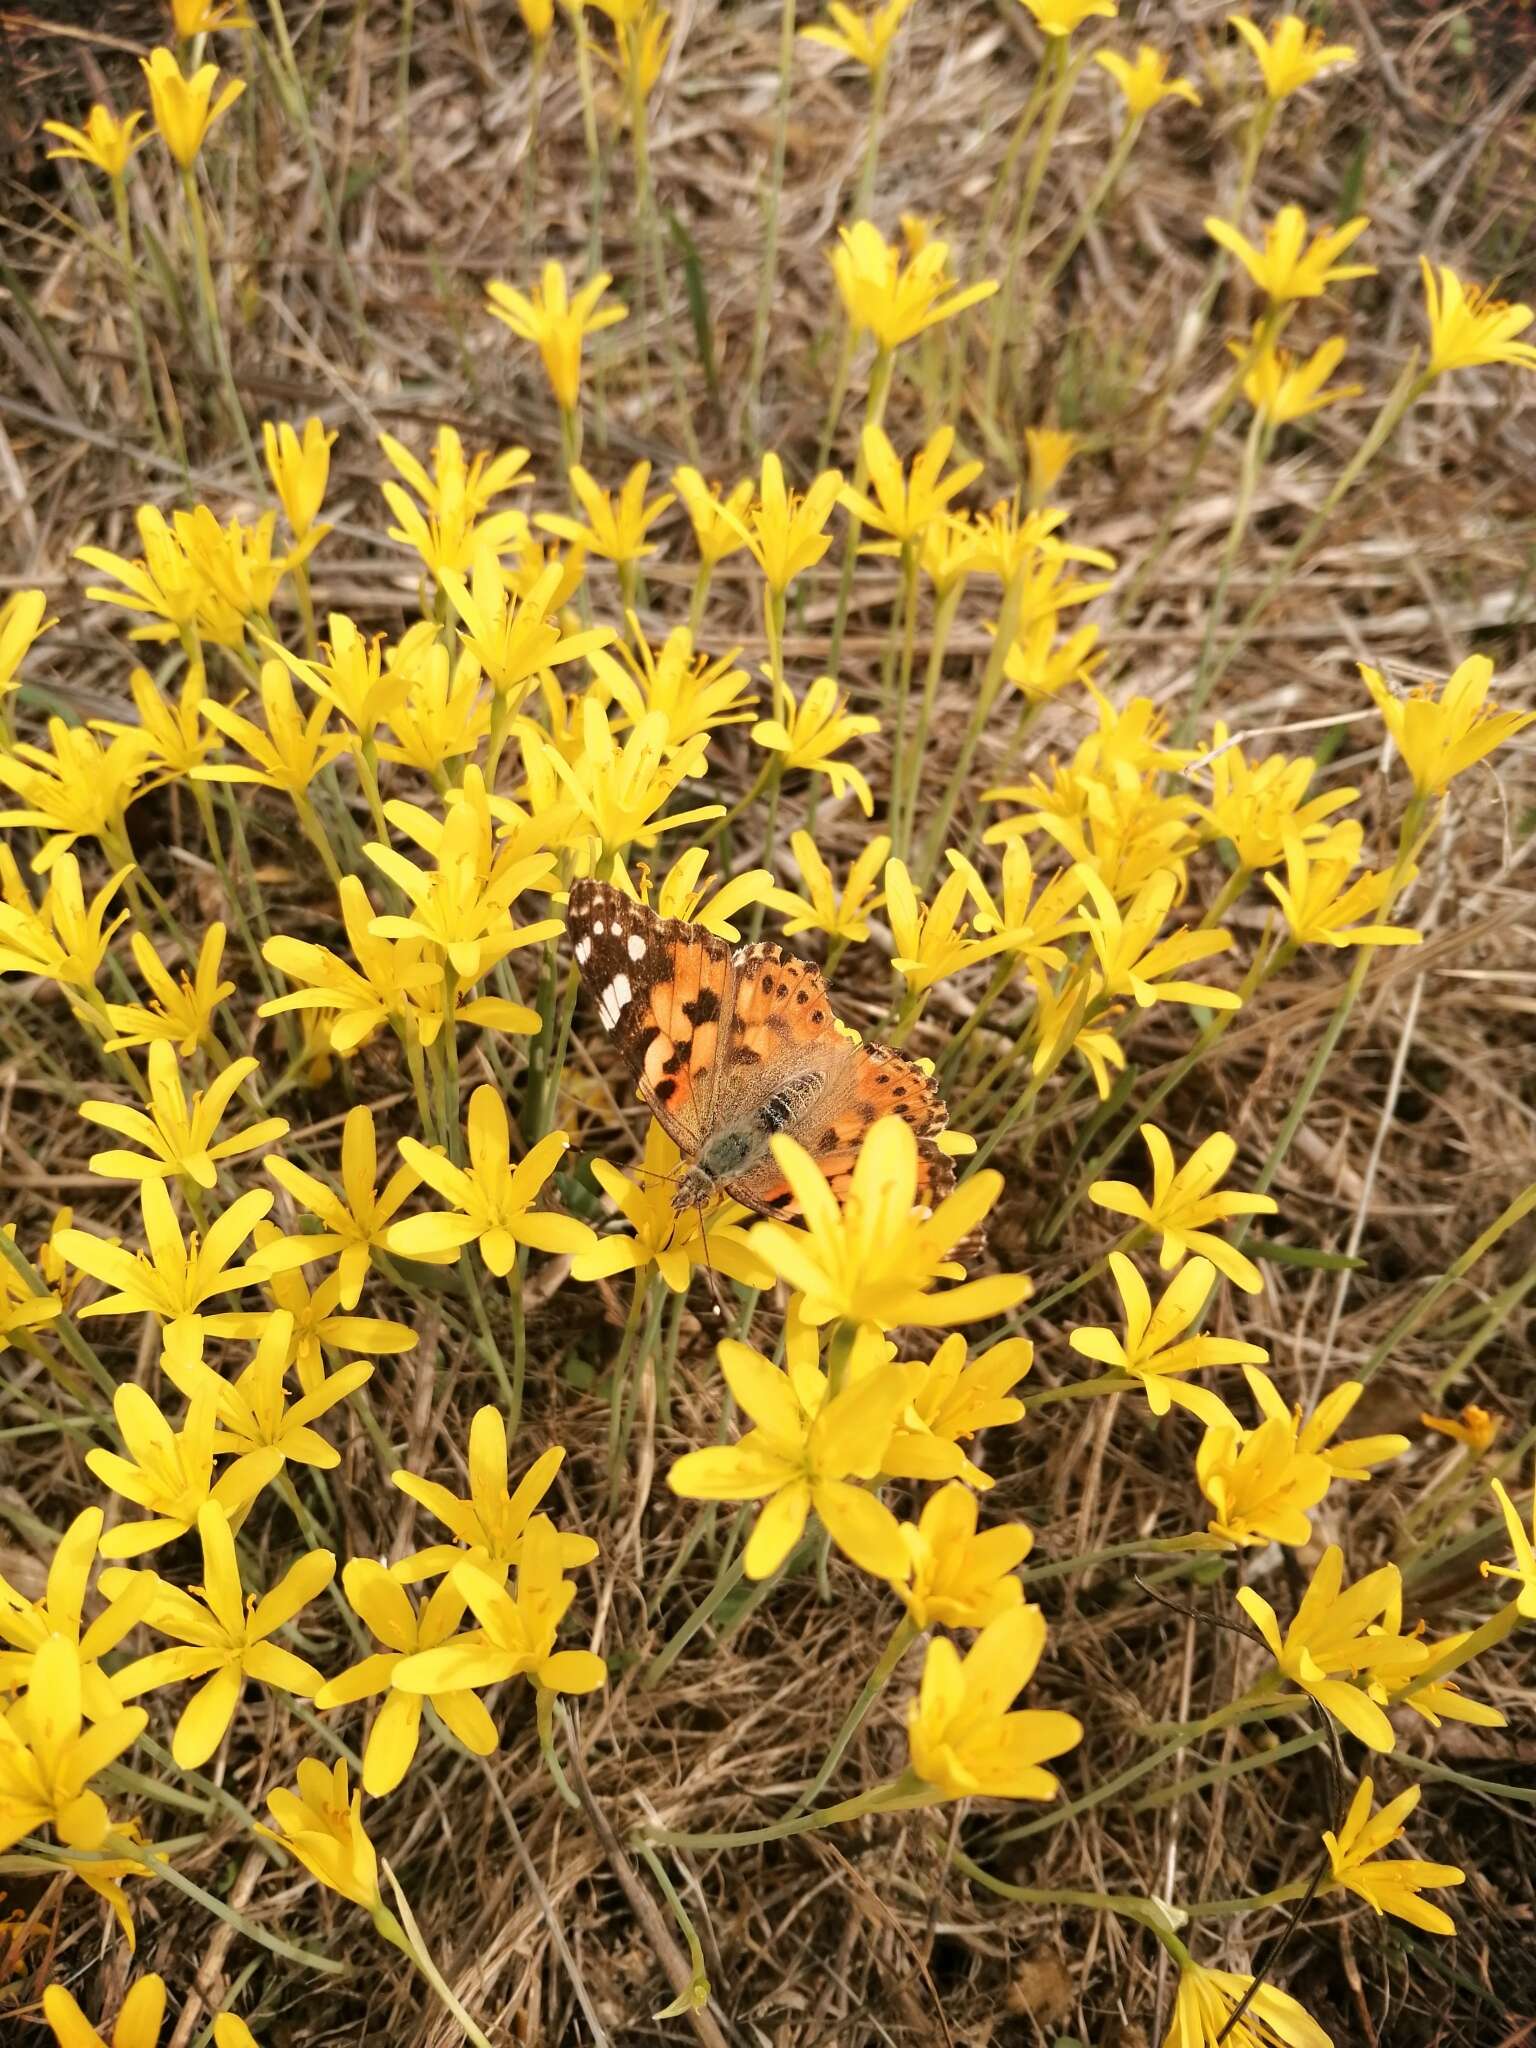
[
  {"left": 668, "top": 1333, "right": 912, "bottom": 1578},
  {"left": 1419, "top": 259, "right": 1536, "bottom": 377},
  {"left": 1322, "top": 1778, "right": 1464, "bottom": 1934},
  {"left": 1360, "top": 655, "right": 1535, "bottom": 798},
  {"left": 1483, "top": 1470, "right": 1536, "bottom": 1616},
  {"left": 573, "top": 1120, "right": 772, "bottom": 1293},
  {"left": 206, "top": 1224, "right": 418, "bottom": 1393},
  {"left": 42, "top": 107, "right": 148, "bottom": 180},
  {"left": 140, "top": 47, "right": 245, "bottom": 166},
  {"left": 748, "top": 1117, "right": 1032, "bottom": 1330},
  {"left": 107, "top": 1503, "right": 333, "bottom": 1768},
  {"left": 76, "top": 506, "right": 206, "bottom": 642},
  {"left": 533, "top": 700, "right": 723, "bottom": 861},
  {"left": 1244, "top": 1366, "right": 1408, "bottom": 1482},
  {"left": 1076, "top": 867, "right": 1241, "bottom": 1010},
  {"left": 1263, "top": 825, "right": 1422, "bottom": 950},
  {"left": 537, "top": 461, "right": 675, "bottom": 567},
  {"left": 486, "top": 262, "right": 628, "bottom": 414},
  {"left": 1016, "top": 0, "right": 1116, "bottom": 36},
  {"left": 894, "top": 1484, "right": 1032, "bottom": 1629},
  {"left": 80, "top": 1042, "right": 288, "bottom": 1188},
  {"left": 0, "top": 716, "right": 147, "bottom": 873},
  {"left": 907, "top": 1605, "right": 1081, "bottom": 1800},
  {"left": 1228, "top": 13, "right": 1355, "bottom": 98},
  {"left": 391, "top": 1413, "right": 596, "bottom": 1583},
  {"left": 196, "top": 660, "right": 349, "bottom": 798},
  {"left": 1204, "top": 205, "right": 1373, "bottom": 303},
  {"left": 753, "top": 675, "right": 879, "bottom": 814},
  {"left": 43, "top": 1973, "right": 166, "bottom": 2048},
  {"left": 56, "top": 1179, "right": 274, "bottom": 1341},
  {"left": 1236, "top": 1545, "right": 1427, "bottom": 1750},
  {"left": 262, "top": 1104, "right": 420, "bottom": 1309},
  {"left": 260, "top": 875, "right": 438, "bottom": 1054},
  {"left": 87, "top": 1384, "right": 279, "bottom": 1557},
  {"left": 592, "top": 622, "right": 756, "bottom": 753},
  {"left": 96, "top": 663, "right": 218, "bottom": 780},
  {"left": 1089, "top": 1125, "right": 1277, "bottom": 1293},
  {"left": 948, "top": 844, "right": 1086, "bottom": 976},
  {"left": 801, "top": 0, "right": 917, "bottom": 71},
  {"left": 171, "top": 1310, "right": 372, "bottom": 1482},
  {"left": 767, "top": 830, "right": 889, "bottom": 943},
  {"left": 263, "top": 417, "right": 336, "bottom": 541},
  {"left": 1240, "top": 332, "right": 1360, "bottom": 424},
  {"left": 446, "top": 556, "right": 612, "bottom": 707},
  {"left": 316, "top": 1564, "right": 497, "bottom": 1795},
  {"left": 390, "top": 1092, "right": 596, "bottom": 1277},
  {"left": 1160, "top": 1961, "right": 1333, "bottom": 2048},
  {"left": 884, "top": 858, "right": 1013, "bottom": 994},
  {"left": 840, "top": 425, "right": 983, "bottom": 544},
  {"left": 1070, "top": 1252, "right": 1262, "bottom": 1427},
  {"left": 1095, "top": 45, "right": 1200, "bottom": 116},
  {"left": 259, "top": 1757, "right": 380, "bottom": 1910},
  {"left": 831, "top": 220, "right": 998, "bottom": 351}
]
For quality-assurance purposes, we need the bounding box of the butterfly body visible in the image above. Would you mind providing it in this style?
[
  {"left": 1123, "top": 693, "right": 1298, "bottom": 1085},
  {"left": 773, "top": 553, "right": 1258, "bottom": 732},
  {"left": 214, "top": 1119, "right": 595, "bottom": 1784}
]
[{"left": 567, "top": 879, "right": 953, "bottom": 1222}]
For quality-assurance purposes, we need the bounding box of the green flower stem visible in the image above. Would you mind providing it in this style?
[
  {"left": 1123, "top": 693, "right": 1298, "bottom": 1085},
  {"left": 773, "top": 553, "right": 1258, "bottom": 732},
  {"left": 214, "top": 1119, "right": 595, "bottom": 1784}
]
[
  {"left": 885, "top": 542, "right": 922, "bottom": 857},
  {"left": 1020, "top": 1370, "right": 1132, "bottom": 1412},
  {"left": 827, "top": 347, "right": 895, "bottom": 671},
  {"left": 1360, "top": 1176, "right": 1536, "bottom": 1388},
  {"left": 639, "top": 1773, "right": 937, "bottom": 1852},
  {"left": 109, "top": 173, "right": 164, "bottom": 451},
  {"left": 965, "top": 1062, "right": 1048, "bottom": 1175},
  {"left": 816, "top": 322, "right": 857, "bottom": 470},
  {"left": 983, "top": 37, "right": 1074, "bottom": 430},
  {"left": 1128, "top": 1730, "right": 1322, "bottom": 1815},
  {"left": 567, "top": 6, "right": 606, "bottom": 268},
  {"left": 1427, "top": 1266, "right": 1536, "bottom": 1406},
  {"left": 1394, "top": 1599, "right": 1524, "bottom": 1695},
  {"left": 179, "top": 166, "right": 258, "bottom": 478},
  {"left": 519, "top": 37, "right": 549, "bottom": 266},
  {"left": 293, "top": 791, "right": 345, "bottom": 890},
  {"left": 1027, "top": 113, "right": 1141, "bottom": 311},
  {"left": 609, "top": 1280, "right": 663, "bottom": 1509},
  {"left": 261, "top": 1, "right": 366, "bottom": 337},
  {"left": 91, "top": 1835, "right": 347, "bottom": 1975},
  {"left": 979, "top": 57, "right": 1052, "bottom": 249},
  {"left": 687, "top": 560, "right": 714, "bottom": 637},
  {"left": 1179, "top": 406, "right": 1270, "bottom": 739},
  {"left": 898, "top": 580, "right": 963, "bottom": 855},
  {"left": 787, "top": 1615, "right": 919, "bottom": 1819},
  {"left": 937, "top": 957, "right": 1019, "bottom": 1088},
  {"left": 536, "top": 1684, "right": 581, "bottom": 1808},
  {"left": 0, "top": 1238, "right": 115, "bottom": 1402},
  {"left": 853, "top": 56, "right": 890, "bottom": 215},
  {"left": 460, "top": 1248, "right": 517, "bottom": 1413},
  {"left": 642, "top": 1544, "right": 748, "bottom": 1691},
  {"left": 632, "top": 1841, "right": 712, "bottom": 2018},
  {"left": 1182, "top": 1877, "right": 1313, "bottom": 1920},
  {"left": 946, "top": 1846, "right": 1172, "bottom": 1935},
  {"left": 746, "top": 0, "right": 799, "bottom": 446},
  {"left": 377, "top": 1861, "right": 495, "bottom": 2048},
  {"left": 628, "top": 73, "right": 701, "bottom": 465}
]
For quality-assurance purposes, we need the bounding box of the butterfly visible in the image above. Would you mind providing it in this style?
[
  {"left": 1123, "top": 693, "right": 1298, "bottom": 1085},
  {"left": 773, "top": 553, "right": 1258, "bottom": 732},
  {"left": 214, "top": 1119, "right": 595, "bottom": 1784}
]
[{"left": 567, "top": 878, "right": 954, "bottom": 1222}]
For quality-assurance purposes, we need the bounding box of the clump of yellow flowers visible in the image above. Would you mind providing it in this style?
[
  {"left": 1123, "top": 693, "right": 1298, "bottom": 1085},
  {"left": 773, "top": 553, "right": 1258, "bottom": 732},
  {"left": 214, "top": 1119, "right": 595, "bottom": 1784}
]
[{"left": 4, "top": 6, "right": 1535, "bottom": 2045}]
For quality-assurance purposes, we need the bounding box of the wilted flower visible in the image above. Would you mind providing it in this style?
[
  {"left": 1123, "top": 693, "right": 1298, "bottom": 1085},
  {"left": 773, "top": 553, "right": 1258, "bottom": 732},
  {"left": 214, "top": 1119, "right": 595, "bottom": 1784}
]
[{"left": 1421, "top": 1404, "right": 1501, "bottom": 1455}]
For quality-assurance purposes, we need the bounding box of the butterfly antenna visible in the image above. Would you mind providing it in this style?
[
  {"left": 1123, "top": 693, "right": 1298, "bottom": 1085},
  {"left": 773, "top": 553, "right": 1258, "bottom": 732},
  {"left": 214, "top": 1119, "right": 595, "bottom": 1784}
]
[{"left": 695, "top": 1200, "right": 728, "bottom": 1320}]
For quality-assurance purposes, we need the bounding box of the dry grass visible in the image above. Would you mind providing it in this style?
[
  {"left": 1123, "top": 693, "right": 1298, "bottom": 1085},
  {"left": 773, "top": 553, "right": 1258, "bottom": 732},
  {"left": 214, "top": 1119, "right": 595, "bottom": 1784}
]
[{"left": 3, "top": 2, "right": 1536, "bottom": 2044}]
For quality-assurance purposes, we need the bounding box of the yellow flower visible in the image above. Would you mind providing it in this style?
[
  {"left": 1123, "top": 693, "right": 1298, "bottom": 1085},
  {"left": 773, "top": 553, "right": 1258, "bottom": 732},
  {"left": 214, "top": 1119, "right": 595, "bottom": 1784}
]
[
  {"left": 260, "top": 874, "right": 438, "bottom": 1053},
  {"left": 1024, "top": 427, "right": 1079, "bottom": 504},
  {"left": 1420, "top": 258, "right": 1536, "bottom": 377},
  {"left": 0, "top": 715, "right": 147, "bottom": 872},
  {"left": 213, "top": 2019, "right": 257, "bottom": 2048},
  {"left": 390, "top": 1092, "right": 596, "bottom": 1277},
  {"left": 1194, "top": 1413, "right": 1331, "bottom": 1548},
  {"left": 668, "top": 1331, "right": 912, "bottom": 1578},
  {"left": 1322, "top": 1778, "right": 1464, "bottom": 1935},
  {"left": 519, "top": 0, "right": 555, "bottom": 38},
  {"left": 261, "top": 1104, "right": 420, "bottom": 1309},
  {"left": 1076, "top": 866, "right": 1241, "bottom": 1010},
  {"left": 1244, "top": 1366, "right": 1408, "bottom": 1482},
  {"left": 1240, "top": 331, "right": 1360, "bottom": 424},
  {"left": 907, "top": 1606, "right": 1081, "bottom": 1799},
  {"left": 537, "top": 461, "right": 674, "bottom": 566},
  {"left": 365, "top": 793, "right": 562, "bottom": 982},
  {"left": 56, "top": 1178, "right": 273, "bottom": 1342},
  {"left": 55, "top": 1832, "right": 150, "bottom": 1953},
  {"left": 107, "top": 1503, "right": 332, "bottom": 1768},
  {"left": 754, "top": 675, "right": 879, "bottom": 814},
  {"left": 603, "top": 1, "right": 672, "bottom": 101},
  {"left": 1263, "top": 824, "right": 1422, "bottom": 950},
  {"left": 171, "top": 1309, "right": 372, "bottom": 1483},
  {"left": 79, "top": 1042, "right": 287, "bottom": 1189},
  {"left": 1, "top": 1224, "right": 64, "bottom": 1354},
  {"left": 748, "top": 1116, "right": 1032, "bottom": 1330},
  {"left": 205, "top": 1223, "right": 418, "bottom": 1394},
  {"left": 485, "top": 262, "right": 628, "bottom": 414},
  {"left": 375, "top": 632, "right": 491, "bottom": 775},
  {"left": 44, "top": 1975, "right": 166, "bottom": 2048},
  {"left": 1095, "top": 45, "right": 1199, "bottom": 116},
  {"left": 390, "top": 1412, "right": 596, "bottom": 1582},
  {"left": 831, "top": 219, "right": 998, "bottom": 350},
  {"left": 393, "top": 1515, "right": 606, "bottom": 1699},
  {"left": 1395, "top": 1633, "right": 1507, "bottom": 1732},
  {"left": 672, "top": 467, "right": 754, "bottom": 565},
  {"left": 195, "top": 659, "right": 348, "bottom": 797},
  {"left": 607, "top": 846, "right": 776, "bottom": 941},
  {"left": 1090, "top": 1124, "right": 1277, "bottom": 1294},
  {"left": 840, "top": 425, "right": 983, "bottom": 545},
  {"left": 1204, "top": 205, "right": 1374, "bottom": 303},
  {"left": 1228, "top": 13, "right": 1355, "bottom": 98},
  {"left": 76, "top": 506, "right": 207, "bottom": 642},
  {"left": 86, "top": 1382, "right": 278, "bottom": 1557},
  {"left": 102, "top": 922, "right": 233, "bottom": 1055},
  {"left": 1070, "top": 1252, "right": 1263, "bottom": 1427},
  {"left": 894, "top": 1483, "right": 1032, "bottom": 1629},
  {"left": 0, "top": 1635, "right": 145, "bottom": 1857},
  {"left": 0, "top": 1507, "right": 149, "bottom": 1718},
  {"left": 767, "top": 830, "right": 889, "bottom": 943},
  {"left": 884, "top": 857, "right": 1012, "bottom": 994},
  {"left": 1160, "top": 1961, "right": 1333, "bottom": 2048},
  {"left": 42, "top": 107, "right": 149, "bottom": 180},
  {"left": 443, "top": 555, "right": 611, "bottom": 707},
  {"left": 93, "top": 663, "right": 217, "bottom": 783},
  {"left": 881, "top": 1331, "right": 1033, "bottom": 1489},
  {"left": 1236, "top": 1545, "right": 1427, "bottom": 1751},
  {"left": 1017, "top": 0, "right": 1116, "bottom": 36},
  {"left": 0, "top": 588, "right": 55, "bottom": 704},
  {"left": 1421, "top": 1403, "right": 1501, "bottom": 1454},
  {"left": 724, "top": 452, "right": 844, "bottom": 595},
  {"left": 0, "top": 850, "right": 128, "bottom": 992},
  {"left": 591, "top": 621, "right": 756, "bottom": 752},
  {"left": 263, "top": 417, "right": 336, "bottom": 541},
  {"left": 259, "top": 1757, "right": 380, "bottom": 1910},
  {"left": 140, "top": 47, "right": 245, "bottom": 166},
  {"left": 1483, "top": 1470, "right": 1536, "bottom": 1617},
  {"left": 801, "top": 0, "right": 917, "bottom": 72},
  {"left": 534, "top": 699, "right": 723, "bottom": 862},
  {"left": 1196, "top": 721, "right": 1355, "bottom": 870},
  {"left": 1360, "top": 654, "right": 1535, "bottom": 798},
  {"left": 316, "top": 1564, "right": 497, "bottom": 1794},
  {"left": 379, "top": 426, "right": 532, "bottom": 581},
  {"left": 573, "top": 1120, "right": 773, "bottom": 1293}
]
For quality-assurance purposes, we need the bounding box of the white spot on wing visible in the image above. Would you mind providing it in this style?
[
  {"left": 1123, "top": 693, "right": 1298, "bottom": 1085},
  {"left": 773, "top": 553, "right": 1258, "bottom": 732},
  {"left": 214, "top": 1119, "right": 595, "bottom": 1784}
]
[
  {"left": 575, "top": 937, "right": 592, "bottom": 965},
  {"left": 592, "top": 919, "right": 605, "bottom": 936},
  {"left": 597, "top": 972, "right": 632, "bottom": 1029},
  {"left": 627, "top": 932, "right": 646, "bottom": 961}
]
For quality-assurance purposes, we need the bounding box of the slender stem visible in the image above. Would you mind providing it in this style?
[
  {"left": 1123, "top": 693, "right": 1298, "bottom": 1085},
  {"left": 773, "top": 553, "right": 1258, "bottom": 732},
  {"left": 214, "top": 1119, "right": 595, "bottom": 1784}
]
[
  {"left": 983, "top": 39, "right": 1073, "bottom": 429},
  {"left": 377, "top": 1863, "right": 495, "bottom": 2048},
  {"left": 746, "top": 0, "right": 798, "bottom": 447},
  {"left": 640, "top": 1775, "right": 935, "bottom": 1851},
  {"left": 786, "top": 1615, "right": 918, "bottom": 1818},
  {"left": 1179, "top": 407, "right": 1269, "bottom": 740},
  {"left": 947, "top": 1847, "right": 1171, "bottom": 1935},
  {"left": 93, "top": 1835, "right": 347, "bottom": 1975},
  {"left": 852, "top": 58, "right": 889, "bottom": 215},
  {"left": 642, "top": 1544, "right": 746, "bottom": 1689},
  {"left": 886, "top": 542, "right": 921, "bottom": 857},
  {"left": 179, "top": 167, "right": 258, "bottom": 477},
  {"left": 827, "top": 348, "right": 894, "bottom": 670},
  {"left": 109, "top": 174, "right": 164, "bottom": 449}
]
